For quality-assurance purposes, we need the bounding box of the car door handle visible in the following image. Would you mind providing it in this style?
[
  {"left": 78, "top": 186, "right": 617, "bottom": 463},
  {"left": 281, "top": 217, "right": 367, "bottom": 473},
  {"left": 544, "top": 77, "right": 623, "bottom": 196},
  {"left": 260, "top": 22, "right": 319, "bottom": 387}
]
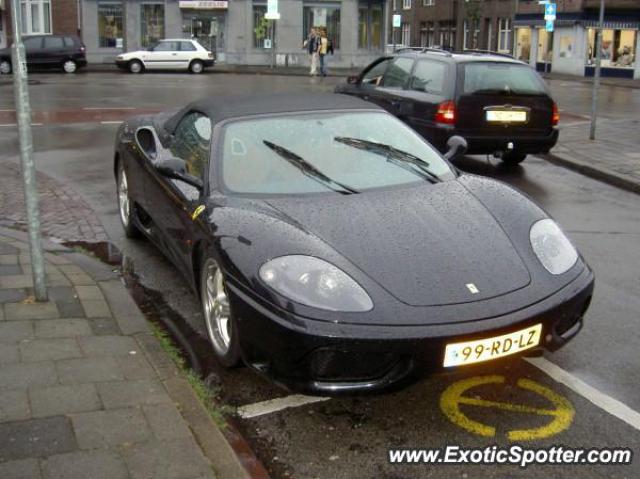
[{"left": 171, "top": 53, "right": 177, "bottom": 56}]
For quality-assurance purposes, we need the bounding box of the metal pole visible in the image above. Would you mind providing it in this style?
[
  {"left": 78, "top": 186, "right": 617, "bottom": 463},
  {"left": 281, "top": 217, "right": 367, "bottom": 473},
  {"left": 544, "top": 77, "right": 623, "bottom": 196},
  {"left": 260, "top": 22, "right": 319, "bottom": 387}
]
[
  {"left": 589, "top": 0, "right": 605, "bottom": 141},
  {"left": 10, "top": 0, "right": 48, "bottom": 301}
]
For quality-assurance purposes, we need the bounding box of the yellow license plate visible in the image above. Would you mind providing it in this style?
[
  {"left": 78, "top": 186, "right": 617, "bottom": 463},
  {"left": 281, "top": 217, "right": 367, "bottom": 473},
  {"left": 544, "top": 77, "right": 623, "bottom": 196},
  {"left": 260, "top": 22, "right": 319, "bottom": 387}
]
[
  {"left": 443, "top": 323, "right": 542, "bottom": 367},
  {"left": 486, "top": 110, "right": 528, "bottom": 123}
]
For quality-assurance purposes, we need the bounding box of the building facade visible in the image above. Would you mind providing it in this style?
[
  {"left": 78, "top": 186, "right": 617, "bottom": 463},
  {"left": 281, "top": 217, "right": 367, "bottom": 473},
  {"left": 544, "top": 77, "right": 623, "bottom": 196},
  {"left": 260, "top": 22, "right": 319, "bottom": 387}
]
[
  {"left": 81, "top": 0, "right": 390, "bottom": 68},
  {"left": 388, "top": 0, "right": 516, "bottom": 54},
  {"left": 515, "top": 0, "right": 639, "bottom": 79},
  {"left": 0, "top": 0, "right": 80, "bottom": 48}
]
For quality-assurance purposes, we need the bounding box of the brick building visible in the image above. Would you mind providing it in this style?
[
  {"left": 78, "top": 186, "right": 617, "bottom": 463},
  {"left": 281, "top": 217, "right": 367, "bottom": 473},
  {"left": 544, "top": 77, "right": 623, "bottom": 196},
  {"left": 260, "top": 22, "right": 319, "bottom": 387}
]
[{"left": 0, "top": 0, "right": 80, "bottom": 48}]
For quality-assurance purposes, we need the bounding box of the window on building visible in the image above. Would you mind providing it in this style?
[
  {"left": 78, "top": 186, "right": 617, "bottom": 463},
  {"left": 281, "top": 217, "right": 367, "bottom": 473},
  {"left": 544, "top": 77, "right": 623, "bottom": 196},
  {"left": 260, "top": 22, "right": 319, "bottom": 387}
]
[
  {"left": 586, "top": 28, "right": 636, "bottom": 69},
  {"left": 401, "top": 22, "right": 411, "bottom": 47},
  {"left": 358, "top": 2, "right": 383, "bottom": 50},
  {"left": 98, "top": 3, "right": 123, "bottom": 48},
  {"left": 423, "top": 0, "right": 434, "bottom": 6},
  {"left": 403, "top": 0, "right": 411, "bottom": 9},
  {"left": 141, "top": 4, "right": 165, "bottom": 48},
  {"left": 303, "top": 5, "right": 340, "bottom": 49},
  {"left": 439, "top": 21, "right": 454, "bottom": 49},
  {"left": 498, "top": 18, "right": 511, "bottom": 53},
  {"left": 463, "top": 19, "right": 480, "bottom": 50},
  {"left": 20, "top": 0, "right": 51, "bottom": 35},
  {"left": 393, "top": 0, "right": 397, "bottom": 11},
  {"left": 253, "top": 4, "right": 275, "bottom": 49}
]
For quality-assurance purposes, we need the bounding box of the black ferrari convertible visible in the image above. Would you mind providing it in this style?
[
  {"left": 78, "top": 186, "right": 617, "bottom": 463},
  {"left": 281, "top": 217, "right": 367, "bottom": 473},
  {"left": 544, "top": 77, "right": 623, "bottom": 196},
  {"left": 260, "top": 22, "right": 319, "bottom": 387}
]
[{"left": 113, "top": 93, "right": 594, "bottom": 394}]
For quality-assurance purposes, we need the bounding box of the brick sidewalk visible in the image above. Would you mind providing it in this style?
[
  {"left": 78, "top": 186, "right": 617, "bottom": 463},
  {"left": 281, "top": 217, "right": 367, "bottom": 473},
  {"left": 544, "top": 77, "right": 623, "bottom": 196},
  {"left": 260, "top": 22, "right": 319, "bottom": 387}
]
[
  {"left": 0, "top": 162, "right": 107, "bottom": 242},
  {"left": 547, "top": 117, "right": 640, "bottom": 195},
  {"left": 0, "top": 229, "right": 248, "bottom": 479}
]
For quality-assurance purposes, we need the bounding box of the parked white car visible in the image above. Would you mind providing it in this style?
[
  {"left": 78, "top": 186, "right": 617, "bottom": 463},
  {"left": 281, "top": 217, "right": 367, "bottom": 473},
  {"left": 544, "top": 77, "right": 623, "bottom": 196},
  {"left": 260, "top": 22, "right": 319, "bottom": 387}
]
[{"left": 115, "top": 39, "right": 215, "bottom": 74}]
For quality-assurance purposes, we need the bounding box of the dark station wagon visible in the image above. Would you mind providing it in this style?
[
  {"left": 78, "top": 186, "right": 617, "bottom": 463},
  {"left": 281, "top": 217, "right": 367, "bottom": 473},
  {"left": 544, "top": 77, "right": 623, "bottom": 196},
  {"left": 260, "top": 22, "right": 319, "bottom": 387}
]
[
  {"left": 336, "top": 49, "right": 560, "bottom": 165},
  {"left": 0, "top": 34, "right": 87, "bottom": 75}
]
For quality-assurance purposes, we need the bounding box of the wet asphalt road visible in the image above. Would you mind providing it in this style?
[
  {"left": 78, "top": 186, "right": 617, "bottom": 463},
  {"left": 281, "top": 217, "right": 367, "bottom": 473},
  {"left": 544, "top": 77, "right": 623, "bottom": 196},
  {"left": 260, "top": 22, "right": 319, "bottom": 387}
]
[{"left": 1, "top": 72, "right": 639, "bottom": 478}]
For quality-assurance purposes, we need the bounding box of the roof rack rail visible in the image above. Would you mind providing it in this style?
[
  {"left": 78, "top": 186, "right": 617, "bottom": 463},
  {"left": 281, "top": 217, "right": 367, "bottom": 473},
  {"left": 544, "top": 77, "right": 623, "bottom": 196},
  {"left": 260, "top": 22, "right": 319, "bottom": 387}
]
[
  {"left": 394, "top": 46, "right": 452, "bottom": 57},
  {"left": 458, "top": 49, "right": 514, "bottom": 59}
]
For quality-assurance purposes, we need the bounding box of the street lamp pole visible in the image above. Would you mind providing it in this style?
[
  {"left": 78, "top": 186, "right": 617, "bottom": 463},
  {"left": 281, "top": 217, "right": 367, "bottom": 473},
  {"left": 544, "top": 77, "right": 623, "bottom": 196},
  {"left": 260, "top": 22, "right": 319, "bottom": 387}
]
[
  {"left": 10, "top": 0, "right": 48, "bottom": 301},
  {"left": 589, "top": 0, "right": 605, "bottom": 141}
]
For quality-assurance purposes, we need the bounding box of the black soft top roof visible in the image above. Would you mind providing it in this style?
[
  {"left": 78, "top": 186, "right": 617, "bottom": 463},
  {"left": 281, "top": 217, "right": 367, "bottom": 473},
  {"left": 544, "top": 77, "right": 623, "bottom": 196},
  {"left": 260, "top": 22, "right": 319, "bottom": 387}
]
[{"left": 164, "top": 92, "right": 381, "bottom": 133}]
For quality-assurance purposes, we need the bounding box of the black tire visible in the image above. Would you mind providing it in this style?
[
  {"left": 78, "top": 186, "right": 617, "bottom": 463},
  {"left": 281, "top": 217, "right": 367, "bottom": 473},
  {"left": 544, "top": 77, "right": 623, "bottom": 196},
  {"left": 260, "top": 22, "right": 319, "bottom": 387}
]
[
  {"left": 0, "top": 60, "right": 11, "bottom": 75},
  {"left": 189, "top": 60, "right": 204, "bottom": 74},
  {"left": 116, "top": 162, "right": 142, "bottom": 239},
  {"left": 129, "top": 60, "right": 144, "bottom": 74},
  {"left": 200, "top": 257, "right": 241, "bottom": 368},
  {"left": 501, "top": 152, "right": 527, "bottom": 165}
]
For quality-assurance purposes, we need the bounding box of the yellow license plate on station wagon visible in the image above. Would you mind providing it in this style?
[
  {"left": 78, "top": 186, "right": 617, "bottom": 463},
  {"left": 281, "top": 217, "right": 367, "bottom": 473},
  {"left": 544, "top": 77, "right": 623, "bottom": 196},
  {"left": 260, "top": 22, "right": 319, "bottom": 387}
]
[
  {"left": 443, "top": 323, "right": 542, "bottom": 367},
  {"left": 486, "top": 110, "right": 528, "bottom": 123}
]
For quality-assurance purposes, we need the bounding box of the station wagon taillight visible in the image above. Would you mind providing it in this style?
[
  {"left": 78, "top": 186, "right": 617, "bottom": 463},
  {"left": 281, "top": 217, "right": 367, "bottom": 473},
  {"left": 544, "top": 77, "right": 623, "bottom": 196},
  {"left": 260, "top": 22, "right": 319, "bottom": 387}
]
[
  {"left": 552, "top": 102, "right": 560, "bottom": 126},
  {"left": 435, "top": 101, "right": 457, "bottom": 125}
]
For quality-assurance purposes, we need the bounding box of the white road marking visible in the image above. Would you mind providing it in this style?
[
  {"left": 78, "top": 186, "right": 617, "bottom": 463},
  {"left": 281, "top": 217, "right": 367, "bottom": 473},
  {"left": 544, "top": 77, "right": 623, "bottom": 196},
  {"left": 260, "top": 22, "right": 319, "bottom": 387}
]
[
  {"left": 100, "top": 121, "right": 123, "bottom": 125},
  {"left": 83, "top": 107, "right": 136, "bottom": 110},
  {"left": 237, "top": 394, "right": 330, "bottom": 419},
  {"left": 526, "top": 356, "right": 640, "bottom": 431}
]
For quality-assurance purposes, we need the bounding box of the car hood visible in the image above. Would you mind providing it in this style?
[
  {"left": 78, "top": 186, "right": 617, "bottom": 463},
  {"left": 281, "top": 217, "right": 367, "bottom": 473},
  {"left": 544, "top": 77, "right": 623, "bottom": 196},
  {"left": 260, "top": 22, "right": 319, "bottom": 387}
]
[{"left": 265, "top": 180, "right": 531, "bottom": 307}]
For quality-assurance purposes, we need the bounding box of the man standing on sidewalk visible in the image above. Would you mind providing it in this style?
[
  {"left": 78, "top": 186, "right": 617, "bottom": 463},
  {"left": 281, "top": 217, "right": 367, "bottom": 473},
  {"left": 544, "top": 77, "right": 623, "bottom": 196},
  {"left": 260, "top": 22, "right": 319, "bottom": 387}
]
[{"left": 304, "top": 28, "right": 320, "bottom": 76}]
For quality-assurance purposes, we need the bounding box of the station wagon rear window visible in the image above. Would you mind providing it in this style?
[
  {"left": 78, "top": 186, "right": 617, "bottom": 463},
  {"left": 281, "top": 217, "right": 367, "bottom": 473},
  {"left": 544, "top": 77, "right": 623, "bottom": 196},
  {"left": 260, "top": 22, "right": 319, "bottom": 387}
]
[
  {"left": 462, "top": 62, "right": 548, "bottom": 95},
  {"left": 411, "top": 60, "right": 447, "bottom": 94}
]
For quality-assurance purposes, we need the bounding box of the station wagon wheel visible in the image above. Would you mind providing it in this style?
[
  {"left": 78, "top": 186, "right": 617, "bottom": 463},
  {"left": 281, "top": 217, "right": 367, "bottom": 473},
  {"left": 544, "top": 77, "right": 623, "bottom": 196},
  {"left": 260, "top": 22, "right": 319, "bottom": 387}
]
[
  {"left": 129, "top": 60, "right": 143, "bottom": 74},
  {"left": 62, "top": 60, "right": 77, "bottom": 74},
  {"left": 117, "top": 162, "right": 141, "bottom": 238},
  {"left": 0, "top": 60, "right": 11, "bottom": 75},
  {"left": 200, "top": 257, "right": 241, "bottom": 367},
  {"left": 189, "top": 60, "right": 204, "bottom": 74}
]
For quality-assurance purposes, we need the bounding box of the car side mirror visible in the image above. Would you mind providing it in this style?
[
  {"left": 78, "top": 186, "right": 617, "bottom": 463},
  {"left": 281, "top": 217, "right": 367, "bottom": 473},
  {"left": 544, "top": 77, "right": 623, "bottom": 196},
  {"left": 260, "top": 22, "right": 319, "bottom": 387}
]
[
  {"left": 444, "top": 135, "right": 468, "bottom": 160},
  {"left": 347, "top": 75, "right": 359, "bottom": 85},
  {"left": 156, "top": 158, "right": 204, "bottom": 191}
]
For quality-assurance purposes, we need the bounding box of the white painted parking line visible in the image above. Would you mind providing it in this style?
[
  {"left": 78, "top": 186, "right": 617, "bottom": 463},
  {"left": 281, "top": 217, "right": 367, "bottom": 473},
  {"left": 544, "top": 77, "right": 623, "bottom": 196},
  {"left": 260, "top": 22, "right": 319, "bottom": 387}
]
[
  {"left": 100, "top": 121, "right": 123, "bottom": 125},
  {"left": 237, "top": 394, "right": 330, "bottom": 419},
  {"left": 526, "top": 356, "right": 640, "bottom": 431},
  {"left": 83, "top": 107, "right": 136, "bottom": 110}
]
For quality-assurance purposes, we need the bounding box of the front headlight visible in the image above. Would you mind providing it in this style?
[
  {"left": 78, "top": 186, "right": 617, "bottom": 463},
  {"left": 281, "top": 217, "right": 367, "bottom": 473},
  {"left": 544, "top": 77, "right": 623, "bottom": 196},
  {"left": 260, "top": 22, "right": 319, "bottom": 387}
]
[
  {"left": 259, "top": 255, "right": 373, "bottom": 312},
  {"left": 530, "top": 219, "right": 578, "bottom": 275}
]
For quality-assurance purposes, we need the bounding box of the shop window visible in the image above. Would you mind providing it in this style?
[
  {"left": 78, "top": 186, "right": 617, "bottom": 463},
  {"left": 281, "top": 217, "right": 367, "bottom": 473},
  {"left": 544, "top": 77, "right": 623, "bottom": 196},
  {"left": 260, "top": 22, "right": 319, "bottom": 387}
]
[
  {"left": 401, "top": 22, "right": 411, "bottom": 47},
  {"left": 98, "top": 3, "right": 123, "bottom": 48},
  {"left": 537, "top": 28, "right": 552, "bottom": 63},
  {"left": 141, "top": 4, "right": 165, "bottom": 48},
  {"left": 586, "top": 28, "right": 636, "bottom": 69},
  {"left": 498, "top": 18, "right": 511, "bottom": 53},
  {"left": 515, "top": 28, "right": 531, "bottom": 62},
  {"left": 303, "top": 4, "right": 340, "bottom": 50},
  {"left": 253, "top": 4, "right": 275, "bottom": 49},
  {"left": 20, "top": 0, "right": 51, "bottom": 35},
  {"left": 358, "top": 2, "right": 383, "bottom": 50}
]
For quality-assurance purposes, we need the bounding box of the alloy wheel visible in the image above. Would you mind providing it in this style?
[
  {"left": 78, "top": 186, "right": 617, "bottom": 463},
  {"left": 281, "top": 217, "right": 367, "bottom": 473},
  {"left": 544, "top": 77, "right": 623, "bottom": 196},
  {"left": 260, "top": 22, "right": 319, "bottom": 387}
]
[
  {"left": 203, "top": 261, "right": 232, "bottom": 356},
  {"left": 63, "top": 60, "right": 77, "bottom": 73},
  {"left": 118, "top": 166, "right": 130, "bottom": 228}
]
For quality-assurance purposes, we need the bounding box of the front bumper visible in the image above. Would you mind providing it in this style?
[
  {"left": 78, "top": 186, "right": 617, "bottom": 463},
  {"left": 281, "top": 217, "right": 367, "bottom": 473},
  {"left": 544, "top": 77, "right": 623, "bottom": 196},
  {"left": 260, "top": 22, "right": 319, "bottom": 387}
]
[
  {"left": 228, "top": 266, "right": 594, "bottom": 395},
  {"left": 115, "top": 60, "right": 129, "bottom": 70},
  {"left": 203, "top": 59, "right": 215, "bottom": 67}
]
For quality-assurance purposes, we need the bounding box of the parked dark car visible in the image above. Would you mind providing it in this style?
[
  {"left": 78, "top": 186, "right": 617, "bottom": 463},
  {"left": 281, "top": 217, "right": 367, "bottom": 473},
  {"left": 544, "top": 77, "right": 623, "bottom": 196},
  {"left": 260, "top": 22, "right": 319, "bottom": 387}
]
[
  {"left": 336, "top": 49, "right": 560, "bottom": 164},
  {"left": 0, "top": 35, "right": 87, "bottom": 75},
  {"left": 113, "top": 93, "right": 593, "bottom": 394}
]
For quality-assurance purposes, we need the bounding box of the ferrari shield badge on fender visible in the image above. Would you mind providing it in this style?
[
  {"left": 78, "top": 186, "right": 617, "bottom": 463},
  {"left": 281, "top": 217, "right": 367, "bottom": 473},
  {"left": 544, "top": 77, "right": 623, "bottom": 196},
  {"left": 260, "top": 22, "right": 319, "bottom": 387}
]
[{"left": 191, "top": 205, "right": 206, "bottom": 221}]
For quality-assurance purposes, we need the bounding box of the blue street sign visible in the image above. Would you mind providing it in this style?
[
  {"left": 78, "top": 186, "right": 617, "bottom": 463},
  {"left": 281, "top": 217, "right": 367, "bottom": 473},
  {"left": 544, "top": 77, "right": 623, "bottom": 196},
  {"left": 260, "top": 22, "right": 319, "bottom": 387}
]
[
  {"left": 546, "top": 20, "right": 555, "bottom": 32},
  {"left": 544, "top": 3, "right": 557, "bottom": 20}
]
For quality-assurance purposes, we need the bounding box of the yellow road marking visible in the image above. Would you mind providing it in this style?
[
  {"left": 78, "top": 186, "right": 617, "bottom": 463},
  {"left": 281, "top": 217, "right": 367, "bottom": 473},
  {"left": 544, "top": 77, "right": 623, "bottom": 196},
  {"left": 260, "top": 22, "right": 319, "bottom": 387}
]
[{"left": 440, "top": 375, "right": 575, "bottom": 441}]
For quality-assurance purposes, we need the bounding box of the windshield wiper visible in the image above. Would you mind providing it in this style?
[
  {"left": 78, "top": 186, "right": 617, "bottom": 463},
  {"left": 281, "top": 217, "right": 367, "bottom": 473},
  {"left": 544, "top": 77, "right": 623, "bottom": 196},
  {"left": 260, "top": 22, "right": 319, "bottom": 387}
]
[
  {"left": 334, "top": 136, "right": 441, "bottom": 184},
  {"left": 262, "top": 140, "right": 359, "bottom": 195}
]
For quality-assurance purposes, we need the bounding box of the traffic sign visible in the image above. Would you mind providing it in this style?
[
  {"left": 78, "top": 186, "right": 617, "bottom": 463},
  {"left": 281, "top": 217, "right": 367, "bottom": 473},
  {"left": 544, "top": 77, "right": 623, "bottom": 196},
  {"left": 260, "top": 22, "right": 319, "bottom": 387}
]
[
  {"left": 544, "top": 3, "right": 557, "bottom": 21},
  {"left": 546, "top": 20, "right": 554, "bottom": 32},
  {"left": 393, "top": 14, "right": 401, "bottom": 28}
]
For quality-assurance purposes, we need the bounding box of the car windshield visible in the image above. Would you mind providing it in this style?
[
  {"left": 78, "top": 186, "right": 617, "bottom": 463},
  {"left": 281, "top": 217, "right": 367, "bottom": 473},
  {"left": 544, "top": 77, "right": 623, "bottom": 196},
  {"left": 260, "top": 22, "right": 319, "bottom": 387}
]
[
  {"left": 219, "top": 111, "right": 454, "bottom": 196},
  {"left": 462, "top": 62, "right": 548, "bottom": 95}
]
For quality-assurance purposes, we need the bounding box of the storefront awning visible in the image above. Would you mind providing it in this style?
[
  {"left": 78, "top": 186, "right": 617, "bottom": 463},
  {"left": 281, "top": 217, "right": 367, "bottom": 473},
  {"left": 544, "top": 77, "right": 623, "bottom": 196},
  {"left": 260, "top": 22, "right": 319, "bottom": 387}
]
[{"left": 179, "top": 1, "right": 228, "bottom": 9}]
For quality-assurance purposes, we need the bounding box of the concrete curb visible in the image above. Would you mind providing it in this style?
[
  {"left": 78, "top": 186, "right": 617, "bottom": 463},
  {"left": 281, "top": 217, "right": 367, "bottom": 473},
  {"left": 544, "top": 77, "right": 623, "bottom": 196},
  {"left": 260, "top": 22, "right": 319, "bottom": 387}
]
[
  {"left": 543, "top": 153, "right": 640, "bottom": 196},
  {"left": 0, "top": 225, "right": 258, "bottom": 479}
]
